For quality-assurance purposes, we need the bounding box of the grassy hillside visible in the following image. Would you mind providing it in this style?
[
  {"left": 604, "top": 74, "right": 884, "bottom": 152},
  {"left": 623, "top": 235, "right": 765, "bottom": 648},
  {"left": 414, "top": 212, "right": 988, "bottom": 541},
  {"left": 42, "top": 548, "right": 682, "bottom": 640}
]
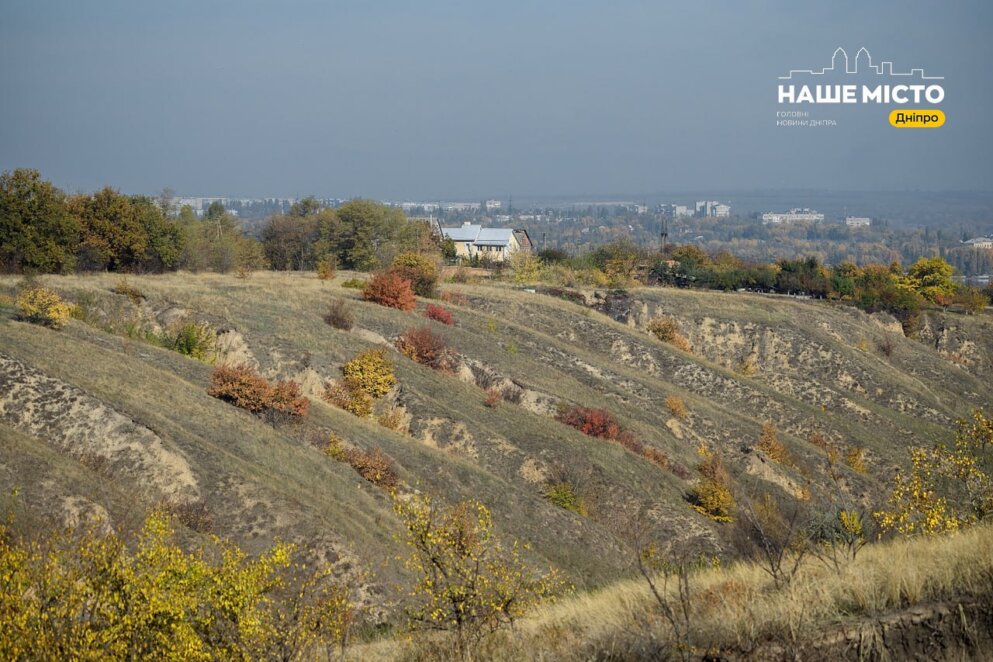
[{"left": 1, "top": 271, "right": 990, "bottom": 607}]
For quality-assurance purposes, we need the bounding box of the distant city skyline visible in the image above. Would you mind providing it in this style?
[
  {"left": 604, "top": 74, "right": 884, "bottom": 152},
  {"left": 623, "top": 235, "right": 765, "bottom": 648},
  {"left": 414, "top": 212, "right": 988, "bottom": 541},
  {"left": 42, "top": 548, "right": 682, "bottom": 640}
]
[{"left": 2, "top": 1, "right": 991, "bottom": 198}]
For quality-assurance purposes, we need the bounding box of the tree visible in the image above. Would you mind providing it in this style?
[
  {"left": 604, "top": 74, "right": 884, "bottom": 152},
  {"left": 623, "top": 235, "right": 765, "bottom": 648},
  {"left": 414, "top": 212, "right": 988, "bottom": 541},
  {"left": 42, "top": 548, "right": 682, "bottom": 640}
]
[
  {"left": 393, "top": 493, "right": 564, "bottom": 659},
  {"left": 903, "top": 256, "right": 956, "bottom": 303},
  {"left": 0, "top": 168, "right": 79, "bottom": 273},
  {"left": 261, "top": 214, "right": 319, "bottom": 270}
]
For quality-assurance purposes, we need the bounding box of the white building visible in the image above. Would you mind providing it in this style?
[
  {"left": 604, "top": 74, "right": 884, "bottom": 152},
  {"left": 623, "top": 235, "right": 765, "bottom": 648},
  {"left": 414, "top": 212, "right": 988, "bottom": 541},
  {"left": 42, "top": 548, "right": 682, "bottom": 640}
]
[
  {"left": 963, "top": 237, "right": 993, "bottom": 250},
  {"left": 762, "top": 208, "right": 825, "bottom": 224},
  {"left": 695, "top": 200, "right": 730, "bottom": 218},
  {"left": 440, "top": 222, "right": 523, "bottom": 262},
  {"left": 485, "top": 199, "right": 502, "bottom": 211},
  {"left": 845, "top": 216, "right": 872, "bottom": 227}
]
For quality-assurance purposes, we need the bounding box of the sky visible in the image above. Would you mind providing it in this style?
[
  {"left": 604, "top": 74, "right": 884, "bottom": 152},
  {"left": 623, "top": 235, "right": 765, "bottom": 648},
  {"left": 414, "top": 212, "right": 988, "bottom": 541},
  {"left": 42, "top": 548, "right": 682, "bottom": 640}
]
[{"left": 1, "top": 0, "right": 991, "bottom": 199}]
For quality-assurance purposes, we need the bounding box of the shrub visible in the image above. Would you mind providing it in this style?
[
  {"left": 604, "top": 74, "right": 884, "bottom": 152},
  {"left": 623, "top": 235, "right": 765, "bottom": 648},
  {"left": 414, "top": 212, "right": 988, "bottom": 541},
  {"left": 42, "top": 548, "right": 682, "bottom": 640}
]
[
  {"left": 556, "top": 405, "right": 624, "bottom": 440},
  {"left": 647, "top": 316, "right": 692, "bottom": 352},
  {"left": 362, "top": 271, "right": 416, "bottom": 311},
  {"left": 395, "top": 326, "right": 456, "bottom": 372},
  {"left": 325, "top": 432, "right": 347, "bottom": 461},
  {"left": 340, "top": 277, "right": 365, "bottom": 289},
  {"left": 844, "top": 446, "right": 867, "bottom": 474},
  {"left": 316, "top": 255, "right": 337, "bottom": 280},
  {"left": 111, "top": 278, "right": 145, "bottom": 304},
  {"left": 756, "top": 422, "right": 792, "bottom": 465},
  {"left": 690, "top": 445, "right": 735, "bottom": 522},
  {"left": 208, "top": 364, "right": 309, "bottom": 423},
  {"left": 343, "top": 447, "right": 399, "bottom": 490},
  {"left": 484, "top": 388, "right": 501, "bottom": 408},
  {"left": 341, "top": 348, "right": 396, "bottom": 398},
  {"left": 377, "top": 406, "right": 408, "bottom": 434},
  {"left": 165, "top": 321, "right": 216, "bottom": 361},
  {"left": 391, "top": 252, "right": 439, "bottom": 297},
  {"left": 16, "top": 287, "right": 73, "bottom": 328},
  {"left": 875, "top": 335, "right": 895, "bottom": 357},
  {"left": 322, "top": 380, "right": 374, "bottom": 417},
  {"left": 393, "top": 494, "right": 564, "bottom": 660},
  {"left": 323, "top": 298, "right": 355, "bottom": 331},
  {"left": 544, "top": 482, "right": 587, "bottom": 516},
  {"left": 424, "top": 303, "right": 454, "bottom": 326},
  {"left": 665, "top": 395, "right": 688, "bottom": 420},
  {"left": 640, "top": 446, "right": 671, "bottom": 472}
]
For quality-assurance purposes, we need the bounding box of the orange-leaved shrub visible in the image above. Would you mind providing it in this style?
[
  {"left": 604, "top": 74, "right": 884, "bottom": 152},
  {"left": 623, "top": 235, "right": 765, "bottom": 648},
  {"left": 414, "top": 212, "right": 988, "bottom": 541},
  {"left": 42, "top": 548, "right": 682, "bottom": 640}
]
[
  {"left": 556, "top": 405, "right": 626, "bottom": 441},
  {"left": 344, "top": 446, "right": 399, "bottom": 490},
  {"left": 362, "top": 271, "right": 416, "bottom": 311},
  {"left": 424, "top": 303, "right": 453, "bottom": 326},
  {"left": 395, "top": 326, "right": 456, "bottom": 372},
  {"left": 756, "top": 422, "right": 792, "bottom": 465},
  {"left": 322, "top": 380, "right": 374, "bottom": 417},
  {"left": 208, "top": 364, "right": 309, "bottom": 423}
]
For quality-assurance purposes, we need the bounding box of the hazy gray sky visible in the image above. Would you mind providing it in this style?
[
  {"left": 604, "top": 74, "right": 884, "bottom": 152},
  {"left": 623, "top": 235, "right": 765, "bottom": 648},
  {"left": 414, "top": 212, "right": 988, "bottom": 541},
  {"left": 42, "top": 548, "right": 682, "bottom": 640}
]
[{"left": 1, "top": 0, "right": 991, "bottom": 198}]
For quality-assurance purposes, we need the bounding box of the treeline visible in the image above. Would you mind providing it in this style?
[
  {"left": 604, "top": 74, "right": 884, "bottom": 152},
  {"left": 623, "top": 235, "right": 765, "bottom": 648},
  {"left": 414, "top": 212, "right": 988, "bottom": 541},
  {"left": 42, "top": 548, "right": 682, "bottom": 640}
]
[
  {"left": 535, "top": 241, "right": 990, "bottom": 333},
  {"left": 0, "top": 169, "right": 437, "bottom": 275}
]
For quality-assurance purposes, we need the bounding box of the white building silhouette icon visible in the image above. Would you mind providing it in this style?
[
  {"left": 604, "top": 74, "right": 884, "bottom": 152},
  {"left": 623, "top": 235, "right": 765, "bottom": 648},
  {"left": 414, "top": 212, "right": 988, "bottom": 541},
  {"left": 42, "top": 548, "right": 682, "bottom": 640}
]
[{"left": 779, "top": 47, "right": 943, "bottom": 80}]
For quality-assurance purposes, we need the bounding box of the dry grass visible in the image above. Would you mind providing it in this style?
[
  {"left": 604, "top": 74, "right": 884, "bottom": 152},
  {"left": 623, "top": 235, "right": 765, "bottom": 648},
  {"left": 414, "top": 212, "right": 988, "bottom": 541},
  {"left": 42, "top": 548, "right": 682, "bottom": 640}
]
[{"left": 354, "top": 524, "right": 993, "bottom": 660}]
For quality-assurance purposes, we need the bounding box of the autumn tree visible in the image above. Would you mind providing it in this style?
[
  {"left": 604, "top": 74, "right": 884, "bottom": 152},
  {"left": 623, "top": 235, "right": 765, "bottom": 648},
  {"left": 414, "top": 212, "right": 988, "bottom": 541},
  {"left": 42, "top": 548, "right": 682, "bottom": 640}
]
[
  {"left": 0, "top": 168, "right": 79, "bottom": 273},
  {"left": 393, "top": 493, "right": 564, "bottom": 659}
]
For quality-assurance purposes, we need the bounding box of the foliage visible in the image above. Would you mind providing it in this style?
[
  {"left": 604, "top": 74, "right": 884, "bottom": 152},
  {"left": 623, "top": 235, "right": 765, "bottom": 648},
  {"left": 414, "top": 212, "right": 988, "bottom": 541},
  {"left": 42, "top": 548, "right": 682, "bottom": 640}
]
[
  {"left": 377, "top": 406, "right": 408, "bottom": 434},
  {"left": 393, "top": 493, "right": 565, "bottom": 659},
  {"left": 0, "top": 168, "right": 79, "bottom": 273},
  {"left": 543, "top": 482, "right": 587, "bottom": 516},
  {"left": 208, "top": 364, "right": 309, "bottom": 423},
  {"left": 689, "top": 445, "right": 734, "bottom": 522},
  {"left": 391, "top": 252, "right": 439, "bottom": 297},
  {"left": 323, "top": 297, "right": 355, "bottom": 331},
  {"left": 875, "top": 409, "right": 993, "bottom": 536},
  {"left": 902, "top": 256, "right": 956, "bottom": 303},
  {"left": 395, "top": 326, "right": 456, "bottom": 372},
  {"left": 341, "top": 348, "right": 396, "bottom": 398},
  {"left": 362, "top": 271, "right": 417, "bottom": 311},
  {"left": 322, "top": 380, "right": 374, "bottom": 418},
  {"left": 483, "top": 388, "right": 502, "bottom": 408},
  {"left": 111, "top": 278, "right": 145, "bottom": 304},
  {"left": 756, "top": 422, "right": 792, "bottom": 465},
  {"left": 340, "top": 277, "right": 366, "bottom": 289},
  {"left": 646, "top": 316, "right": 692, "bottom": 352},
  {"left": 556, "top": 405, "right": 625, "bottom": 441},
  {"left": 15, "top": 287, "right": 73, "bottom": 328},
  {"left": 338, "top": 446, "right": 400, "bottom": 491},
  {"left": 0, "top": 511, "right": 356, "bottom": 660},
  {"left": 665, "top": 395, "right": 688, "bottom": 420},
  {"left": 510, "top": 251, "right": 543, "bottom": 283},
  {"left": 164, "top": 321, "right": 216, "bottom": 362},
  {"left": 844, "top": 446, "right": 867, "bottom": 474},
  {"left": 425, "top": 303, "right": 454, "bottom": 326},
  {"left": 316, "top": 255, "right": 337, "bottom": 280}
]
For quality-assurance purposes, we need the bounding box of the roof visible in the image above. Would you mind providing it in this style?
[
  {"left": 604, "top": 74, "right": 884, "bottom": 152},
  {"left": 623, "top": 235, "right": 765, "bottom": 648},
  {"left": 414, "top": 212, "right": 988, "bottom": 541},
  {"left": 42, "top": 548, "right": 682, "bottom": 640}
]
[
  {"left": 474, "top": 228, "right": 514, "bottom": 246},
  {"left": 441, "top": 224, "right": 481, "bottom": 241},
  {"left": 963, "top": 237, "right": 993, "bottom": 244}
]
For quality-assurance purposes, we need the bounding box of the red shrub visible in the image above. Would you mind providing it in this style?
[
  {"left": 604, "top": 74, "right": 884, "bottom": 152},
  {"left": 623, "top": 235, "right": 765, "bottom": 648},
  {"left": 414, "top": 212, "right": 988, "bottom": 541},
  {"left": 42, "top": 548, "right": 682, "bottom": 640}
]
[
  {"left": 425, "top": 303, "right": 454, "bottom": 326},
  {"left": 556, "top": 405, "right": 625, "bottom": 440},
  {"left": 484, "top": 387, "right": 502, "bottom": 408},
  {"left": 343, "top": 447, "right": 399, "bottom": 490},
  {"left": 208, "top": 364, "right": 309, "bottom": 423},
  {"left": 362, "top": 271, "right": 416, "bottom": 311},
  {"left": 395, "top": 326, "right": 456, "bottom": 372}
]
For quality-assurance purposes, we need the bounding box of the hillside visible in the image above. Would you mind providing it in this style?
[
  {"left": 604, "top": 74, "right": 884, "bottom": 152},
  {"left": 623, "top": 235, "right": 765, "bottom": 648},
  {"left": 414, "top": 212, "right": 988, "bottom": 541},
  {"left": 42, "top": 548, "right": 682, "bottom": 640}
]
[{"left": 1, "top": 271, "right": 991, "bottom": 609}]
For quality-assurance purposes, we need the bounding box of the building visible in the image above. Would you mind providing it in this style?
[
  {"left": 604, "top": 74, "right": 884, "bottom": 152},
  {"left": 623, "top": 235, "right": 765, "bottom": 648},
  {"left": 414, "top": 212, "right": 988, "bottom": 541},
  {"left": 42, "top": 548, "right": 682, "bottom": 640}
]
[
  {"left": 659, "top": 204, "right": 692, "bottom": 218},
  {"left": 845, "top": 216, "right": 872, "bottom": 227},
  {"left": 694, "top": 200, "right": 731, "bottom": 218},
  {"left": 762, "top": 208, "right": 825, "bottom": 224},
  {"left": 962, "top": 236, "right": 993, "bottom": 250},
  {"left": 440, "top": 222, "right": 524, "bottom": 262},
  {"left": 485, "top": 199, "right": 502, "bottom": 211}
]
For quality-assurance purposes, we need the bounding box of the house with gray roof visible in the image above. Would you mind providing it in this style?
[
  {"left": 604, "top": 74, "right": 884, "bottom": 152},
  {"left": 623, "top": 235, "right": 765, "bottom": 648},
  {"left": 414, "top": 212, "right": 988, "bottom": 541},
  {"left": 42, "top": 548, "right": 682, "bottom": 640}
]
[{"left": 440, "top": 222, "right": 526, "bottom": 262}]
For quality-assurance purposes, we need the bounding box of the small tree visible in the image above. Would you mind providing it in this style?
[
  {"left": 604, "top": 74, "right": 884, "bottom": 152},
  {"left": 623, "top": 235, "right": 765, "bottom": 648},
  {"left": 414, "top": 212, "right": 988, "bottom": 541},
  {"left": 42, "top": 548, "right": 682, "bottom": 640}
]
[
  {"left": 689, "top": 445, "right": 734, "bottom": 522},
  {"left": 393, "top": 493, "right": 564, "bottom": 660},
  {"left": 362, "top": 271, "right": 416, "bottom": 311},
  {"left": 391, "top": 252, "right": 439, "bottom": 297}
]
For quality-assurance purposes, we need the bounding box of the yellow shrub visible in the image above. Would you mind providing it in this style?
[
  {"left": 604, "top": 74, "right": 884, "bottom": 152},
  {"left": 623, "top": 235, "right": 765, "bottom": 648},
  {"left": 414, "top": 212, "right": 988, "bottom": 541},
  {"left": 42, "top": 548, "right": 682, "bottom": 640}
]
[
  {"left": 16, "top": 287, "right": 73, "bottom": 328},
  {"left": 316, "top": 255, "right": 336, "bottom": 280},
  {"left": 845, "top": 446, "right": 867, "bottom": 474},
  {"left": 341, "top": 348, "right": 396, "bottom": 398},
  {"left": 756, "top": 422, "right": 792, "bottom": 465},
  {"left": 665, "top": 395, "right": 688, "bottom": 420}
]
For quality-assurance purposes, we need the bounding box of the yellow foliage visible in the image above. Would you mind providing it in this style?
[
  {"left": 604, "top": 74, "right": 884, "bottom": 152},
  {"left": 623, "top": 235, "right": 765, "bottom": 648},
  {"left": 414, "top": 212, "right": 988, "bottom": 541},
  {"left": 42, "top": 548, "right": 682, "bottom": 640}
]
[
  {"left": 316, "top": 255, "right": 336, "bottom": 280},
  {"left": 15, "top": 287, "right": 73, "bottom": 328},
  {"left": 341, "top": 348, "right": 396, "bottom": 399},
  {"left": 665, "top": 395, "right": 688, "bottom": 420},
  {"left": 393, "top": 493, "right": 566, "bottom": 657},
  {"left": 844, "top": 446, "right": 867, "bottom": 474},
  {"left": 0, "top": 511, "right": 355, "bottom": 660},
  {"left": 756, "top": 422, "right": 792, "bottom": 465}
]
